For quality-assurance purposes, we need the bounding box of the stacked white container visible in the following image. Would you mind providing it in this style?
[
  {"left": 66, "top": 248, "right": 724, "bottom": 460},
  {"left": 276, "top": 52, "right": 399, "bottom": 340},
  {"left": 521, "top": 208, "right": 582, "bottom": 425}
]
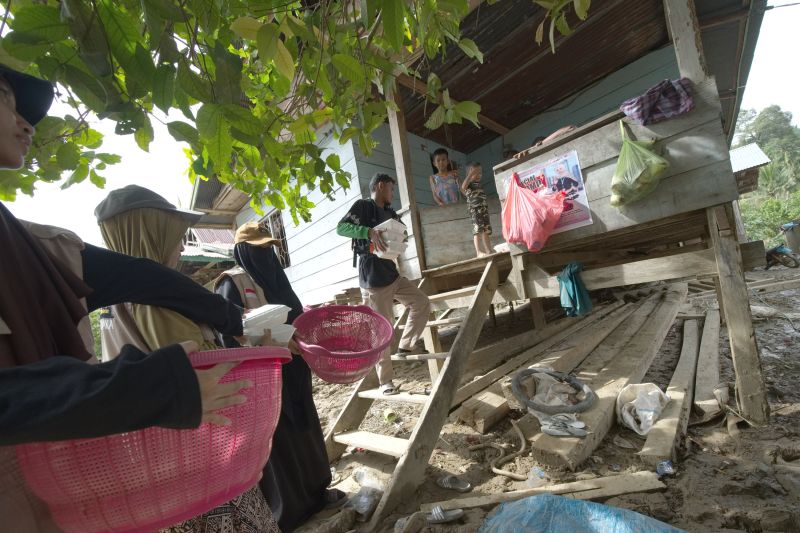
[
  {"left": 374, "top": 218, "right": 408, "bottom": 261},
  {"left": 242, "top": 304, "right": 295, "bottom": 344}
]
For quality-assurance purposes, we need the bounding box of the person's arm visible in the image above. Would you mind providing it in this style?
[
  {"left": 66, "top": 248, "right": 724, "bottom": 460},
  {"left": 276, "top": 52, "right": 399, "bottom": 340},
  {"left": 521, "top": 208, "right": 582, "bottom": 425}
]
[
  {"left": 82, "top": 244, "right": 243, "bottom": 337},
  {"left": 430, "top": 176, "right": 444, "bottom": 206},
  {"left": 0, "top": 344, "right": 199, "bottom": 445},
  {"left": 336, "top": 199, "right": 370, "bottom": 239},
  {"left": 215, "top": 278, "right": 245, "bottom": 349}
]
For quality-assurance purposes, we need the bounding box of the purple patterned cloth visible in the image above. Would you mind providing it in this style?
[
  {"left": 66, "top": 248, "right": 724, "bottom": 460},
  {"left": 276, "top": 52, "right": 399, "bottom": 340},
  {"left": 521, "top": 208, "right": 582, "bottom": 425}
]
[{"left": 619, "top": 78, "right": 694, "bottom": 125}]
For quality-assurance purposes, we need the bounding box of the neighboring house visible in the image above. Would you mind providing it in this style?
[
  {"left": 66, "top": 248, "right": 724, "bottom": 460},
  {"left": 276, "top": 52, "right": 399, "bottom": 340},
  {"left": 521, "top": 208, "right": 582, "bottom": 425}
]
[
  {"left": 191, "top": 0, "right": 765, "bottom": 306},
  {"left": 730, "top": 143, "right": 771, "bottom": 194},
  {"left": 178, "top": 228, "right": 236, "bottom": 286}
]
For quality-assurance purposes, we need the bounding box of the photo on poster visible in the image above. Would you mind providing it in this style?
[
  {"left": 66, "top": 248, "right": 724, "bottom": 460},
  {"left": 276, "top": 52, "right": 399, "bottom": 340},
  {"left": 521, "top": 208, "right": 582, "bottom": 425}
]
[{"left": 513, "top": 150, "right": 593, "bottom": 234}]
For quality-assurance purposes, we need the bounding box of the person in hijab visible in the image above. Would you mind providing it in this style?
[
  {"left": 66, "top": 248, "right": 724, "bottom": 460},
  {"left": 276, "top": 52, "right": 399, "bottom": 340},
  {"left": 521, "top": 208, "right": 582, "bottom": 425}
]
[
  {"left": 0, "top": 64, "right": 252, "bottom": 532},
  {"left": 215, "top": 221, "right": 346, "bottom": 532},
  {"left": 95, "top": 188, "right": 280, "bottom": 533}
]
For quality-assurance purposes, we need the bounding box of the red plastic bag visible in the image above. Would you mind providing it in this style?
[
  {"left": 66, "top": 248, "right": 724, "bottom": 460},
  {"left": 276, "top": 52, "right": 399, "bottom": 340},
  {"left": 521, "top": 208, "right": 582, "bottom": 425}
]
[{"left": 502, "top": 172, "right": 566, "bottom": 252}]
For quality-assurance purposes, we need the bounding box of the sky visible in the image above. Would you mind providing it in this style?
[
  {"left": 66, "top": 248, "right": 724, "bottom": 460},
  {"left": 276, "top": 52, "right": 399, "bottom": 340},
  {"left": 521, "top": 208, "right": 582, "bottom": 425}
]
[{"left": 5, "top": 1, "right": 800, "bottom": 246}]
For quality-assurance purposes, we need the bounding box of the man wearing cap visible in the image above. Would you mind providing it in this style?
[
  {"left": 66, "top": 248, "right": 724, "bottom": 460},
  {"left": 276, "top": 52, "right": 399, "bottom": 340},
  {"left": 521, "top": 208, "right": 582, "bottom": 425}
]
[{"left": 337, "top": 173, "right": 431, "bottom": 396}]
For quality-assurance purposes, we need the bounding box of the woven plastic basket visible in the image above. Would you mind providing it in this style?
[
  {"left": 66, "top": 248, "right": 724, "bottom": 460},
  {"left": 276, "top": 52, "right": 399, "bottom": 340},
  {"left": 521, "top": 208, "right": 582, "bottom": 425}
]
[
  {"left": 16, "top": 347, "right": 291, "bottom": 533},
  {"left": 293, "top": 305, "right": 393, "bottom": 384}
]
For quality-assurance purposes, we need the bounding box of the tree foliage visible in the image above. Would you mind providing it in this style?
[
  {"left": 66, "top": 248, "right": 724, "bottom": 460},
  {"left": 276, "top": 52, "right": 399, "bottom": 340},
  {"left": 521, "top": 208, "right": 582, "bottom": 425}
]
[
  {"left": 1, "top": 0, "right": 590, "bottom": 221},
  {"left": 735, "top": 106, "right": 800, "bottom": 245}
]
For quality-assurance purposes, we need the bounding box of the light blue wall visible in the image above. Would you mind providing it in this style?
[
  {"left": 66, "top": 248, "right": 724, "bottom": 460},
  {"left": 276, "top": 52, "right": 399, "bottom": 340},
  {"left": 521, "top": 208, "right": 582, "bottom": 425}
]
[{"left": 466, "top": 46, "right": 680, "bottom": 175}]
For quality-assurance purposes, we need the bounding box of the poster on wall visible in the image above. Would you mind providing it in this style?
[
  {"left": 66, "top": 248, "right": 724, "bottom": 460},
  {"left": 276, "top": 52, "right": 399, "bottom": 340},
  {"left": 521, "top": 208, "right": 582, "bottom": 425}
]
[{"left": 514, "top": 149, "right": 593, "bottom": 234}]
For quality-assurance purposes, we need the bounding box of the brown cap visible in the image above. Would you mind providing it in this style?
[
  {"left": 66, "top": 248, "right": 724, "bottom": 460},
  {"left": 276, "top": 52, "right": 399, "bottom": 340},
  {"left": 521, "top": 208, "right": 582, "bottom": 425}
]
[{"left": 234, "top": 221, "right": 278, "bottom": 247}]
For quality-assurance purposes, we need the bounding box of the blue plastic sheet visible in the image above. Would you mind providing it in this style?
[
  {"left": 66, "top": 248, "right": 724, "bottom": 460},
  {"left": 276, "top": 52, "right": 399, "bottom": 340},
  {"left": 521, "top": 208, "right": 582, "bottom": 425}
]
[{"left": 478, "top": 494, "right": 686, "bottom": 533}]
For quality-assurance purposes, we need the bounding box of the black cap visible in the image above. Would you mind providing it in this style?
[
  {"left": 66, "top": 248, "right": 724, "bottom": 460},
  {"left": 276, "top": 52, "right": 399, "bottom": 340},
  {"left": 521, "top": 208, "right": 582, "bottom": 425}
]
[
  {"left": 0, "top": 64, "right": 55, "bottom": 125},
  {"left": 95, "top": 185, "right": 204, "bottom": 224}
]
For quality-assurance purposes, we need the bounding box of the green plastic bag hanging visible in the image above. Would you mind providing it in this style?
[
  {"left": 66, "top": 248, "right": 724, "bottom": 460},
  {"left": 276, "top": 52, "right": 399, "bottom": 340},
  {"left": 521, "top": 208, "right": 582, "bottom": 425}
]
[{"left": 610, "top": 121, "right": 669, "bottom": 207}]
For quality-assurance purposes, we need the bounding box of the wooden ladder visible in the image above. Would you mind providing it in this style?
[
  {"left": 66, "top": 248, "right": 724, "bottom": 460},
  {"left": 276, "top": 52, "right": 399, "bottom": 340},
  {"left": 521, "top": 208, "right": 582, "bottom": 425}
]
[{"left": 323, "top": 260, "right": 500, "bottom": 529}]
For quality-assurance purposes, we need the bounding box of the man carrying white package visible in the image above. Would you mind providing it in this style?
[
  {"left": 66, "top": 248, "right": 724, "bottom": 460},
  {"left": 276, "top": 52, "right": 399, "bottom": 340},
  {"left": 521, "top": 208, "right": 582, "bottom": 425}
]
[{"left": 337, "top": 173, "right": 431, "bottom": 396}]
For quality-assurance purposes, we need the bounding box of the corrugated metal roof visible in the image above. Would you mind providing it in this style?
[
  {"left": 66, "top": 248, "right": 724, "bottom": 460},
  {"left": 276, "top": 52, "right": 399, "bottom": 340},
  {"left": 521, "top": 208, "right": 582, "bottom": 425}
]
[
  {"left": 192, "top": 228, "right": 235, "bottom": 245},
  {"left": 180, "top": 244, "right": 233, "bottom": 263},
  {"left": 730, "top": 143, "right": 771, "bottom": 173}
]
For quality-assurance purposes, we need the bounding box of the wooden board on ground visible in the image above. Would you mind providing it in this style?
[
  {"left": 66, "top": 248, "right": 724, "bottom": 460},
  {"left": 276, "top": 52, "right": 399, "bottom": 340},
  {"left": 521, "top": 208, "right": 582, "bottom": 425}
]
[
  {"left": 694, "top": 309, "right": 722, "bottom": 420},
  {"left": 639, "top": 319, "right": 701, "bottom": 466},
  {"left": 455, "top": 303, "right": 637, "bottom": 433},
  {"left": 528, "top": 284, "right": 688, "bottom": 470},
  {"left": 420, "top": 471, "right": 665, "bottom": 512}
]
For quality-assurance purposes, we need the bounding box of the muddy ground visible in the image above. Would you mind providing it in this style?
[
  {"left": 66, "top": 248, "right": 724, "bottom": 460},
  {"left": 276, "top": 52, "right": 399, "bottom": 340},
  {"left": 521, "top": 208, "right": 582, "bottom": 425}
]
[{"left": 301, "top": 268, "right": 800, "bottom": 533}]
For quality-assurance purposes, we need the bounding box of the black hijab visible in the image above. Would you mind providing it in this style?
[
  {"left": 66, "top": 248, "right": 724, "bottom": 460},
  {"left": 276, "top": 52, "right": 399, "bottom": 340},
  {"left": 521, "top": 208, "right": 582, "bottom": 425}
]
[{"left": 233, "top": 242, "right": 303, "bottom": 323}]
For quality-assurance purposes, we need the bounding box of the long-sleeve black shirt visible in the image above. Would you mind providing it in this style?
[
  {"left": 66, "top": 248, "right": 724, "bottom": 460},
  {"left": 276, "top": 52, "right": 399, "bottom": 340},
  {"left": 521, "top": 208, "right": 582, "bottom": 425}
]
[{"left": 0, "top": 244, "right": 242, "bottom": 444}]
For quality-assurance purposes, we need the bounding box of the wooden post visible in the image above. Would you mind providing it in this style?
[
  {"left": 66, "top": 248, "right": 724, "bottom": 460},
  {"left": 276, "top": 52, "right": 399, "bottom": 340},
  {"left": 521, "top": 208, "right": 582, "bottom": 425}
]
[
  {"left": 706, "top": 207, "right": 769, "bottom": 425},
  {"left": 664, "top": 0, "right": 709, "bottom": 83},
  {"left": 387, "top": 83, "right": 426, "bottom": 271},
  {"left": 529, "top": 297, "right": 547, "bottom": 330}
]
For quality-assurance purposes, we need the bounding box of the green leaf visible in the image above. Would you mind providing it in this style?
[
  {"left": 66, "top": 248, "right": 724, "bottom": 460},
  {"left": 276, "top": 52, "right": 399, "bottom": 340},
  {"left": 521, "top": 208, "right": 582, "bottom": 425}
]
[
  {"left": 222, "top": 104, "right": 263, "bottom": 136},
  {"left": 153, "top": 64, "right": 176, "bottom": 113},
  {"left": 96, "top": 153, "right": 121, "bottom": 164},
  {"left": 61, "top": 65, "right": 108, "bottom": 113},
  {"left": 274, "top": 40, "right": 296, "bottom": 81},
  {"left": 555, "top": 12, "right": 573, "bottom": 37},
  {"left": 134, "top": 115, "right": 154, "bottom": 152},
  {"left": 61, "top": 162, "right": 89, "bottom": 189},
  {"left": 454, "top": 101, "right": 481, "bottom": 127},
  {"left": 257, "top": 24, "right": 280, "bottom": 62},
  {"left": 56, "top": 143, "right": 81, "bottom": 170},
  {"left": 197, "top": 104, "right": 233, "bottom": 168},
  {"left": 10, "top": 5, "right": 69, "bottom": 42},
  {"left": 457, "top": 38, "right": 484, "bottom": 63},
  {"left": 177, "top": 60, "right": 214, "bottom": 102},
  {"left": 574, "top": 0, "right": 591, "bottom": 20},
  {"left": 425, "top": 105, "right": 446, "bottom": 130},
  {"left": 77, "top": 128, "right": 104, "bottom": 149},
  {"left": 535, "top": 21, "right": 545, "bottom": 45},
  {"left": 141, "top": 0, "right": 184, "bottom": 22},
  {"left": 95, "top": 1, "right": 140, "bottom": 60},
  {"left": 212, "top": 43, "right": 243, "bottom": 104},
  {"left": 231, "top": 16, "right": 263, "bottom": 41},
  {"left": 167, "top": 121, "right": 200, "bottom": 148},
  {"left": 331, "top": 54, "right": 363, "bottom": 86},
  {"left": 442, "top": 89, "right": 452, "bottom": 109},
  {"left": 89, "top": 168, "right": 106, "bottom": 187},
  {"left": 60, "top": 0, "right": 112, "bottom": 76},
  {"left": 326, "top": 153, "right": 341, "bottom": 171},
  {"left": 382, "top": 0, "right": 406, "bottom": 50}
]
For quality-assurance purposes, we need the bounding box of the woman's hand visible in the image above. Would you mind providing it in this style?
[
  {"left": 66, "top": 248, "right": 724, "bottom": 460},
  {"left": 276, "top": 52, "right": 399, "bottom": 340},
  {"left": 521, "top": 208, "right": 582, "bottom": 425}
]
[{"left": 179, "top": 341, "right": 252, "bottom": 426}]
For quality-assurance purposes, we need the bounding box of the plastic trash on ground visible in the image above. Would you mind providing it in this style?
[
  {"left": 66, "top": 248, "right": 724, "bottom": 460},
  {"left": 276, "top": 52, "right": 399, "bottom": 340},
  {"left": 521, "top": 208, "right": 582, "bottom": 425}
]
[
  {"left": 616, "top": 383, "right": 670, "bottom": 436},
  {"left": 348, "top": 469, "right": 385, "bottom": 522},
  {"left": 478, "top": 494, "right": 687, "bottom": 533},
  {"left": 610, "top": 121, "right": 669, "bottom": 207}
]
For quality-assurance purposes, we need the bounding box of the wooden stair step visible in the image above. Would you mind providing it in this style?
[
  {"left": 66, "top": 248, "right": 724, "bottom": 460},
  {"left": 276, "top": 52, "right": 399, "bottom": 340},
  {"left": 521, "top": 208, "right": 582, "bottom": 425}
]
[
  {"left": 390, "top": 352, "right": 449, "bottom": 361},
  {"left": 357, "top": 389, "right": 430, "bottom": 404},
  {"left": 428, "top": 286, "right": 477, "bottom": 303},
  {"left": 399, "top": 317, "right": 463, "bottom": 328},
  {"left": 333, "top": 430, "right": 408, "bottom": 457}
]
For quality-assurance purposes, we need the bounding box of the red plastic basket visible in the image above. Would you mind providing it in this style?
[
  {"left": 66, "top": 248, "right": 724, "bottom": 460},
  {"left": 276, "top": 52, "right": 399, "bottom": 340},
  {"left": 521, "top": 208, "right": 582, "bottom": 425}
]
[
  {"left": 15, "top": 347, "right": 291, "bottom": 533},
  {"left": 293, "top": 305, "right": 394, "bottom": 384}
]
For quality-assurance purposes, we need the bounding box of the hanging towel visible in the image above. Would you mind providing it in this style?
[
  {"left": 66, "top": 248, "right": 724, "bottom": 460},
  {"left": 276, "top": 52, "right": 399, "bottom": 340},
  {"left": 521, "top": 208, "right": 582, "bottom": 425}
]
[
  {"left": 557, "top": 262, "right": 592, "bottom": 317},
  {"left": 619, "top": 78, "right": 694, "bottom": 125}
]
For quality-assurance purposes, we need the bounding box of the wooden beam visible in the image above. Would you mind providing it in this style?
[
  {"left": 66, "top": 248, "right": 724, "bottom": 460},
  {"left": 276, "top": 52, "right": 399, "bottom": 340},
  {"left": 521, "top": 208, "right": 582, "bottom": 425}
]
[
  {"left": 664, "top": 0, "right": 710, "bottom": 83},
  {"left": 521, "top": 241, "right": 764, "bottom": 298},
  {"left": 529, "top": 298, "right": 547, "bottom": 330},
  {"left": 387, "top": 83, "right": 427, "bottom": 271},
  {"left": 699, "top": 8, "right": 750, "bottom": 30},
  {"left": 639, "top": 319, "right": 701, "bottom": 466},
  {"left": 528, "top": 284, "right": 687, "bottom": 470},
  {"left": 420, "top": 471, "right": 666, "bottom": 512},
  {"left": 396, "top": 74, "right": 510, "bottom": 135},
  {"left": 368, "top": 260, "right": 500, "bottom": 528},
  {"left": 706, "top": 207, "right": 770, "bottom": 425}
]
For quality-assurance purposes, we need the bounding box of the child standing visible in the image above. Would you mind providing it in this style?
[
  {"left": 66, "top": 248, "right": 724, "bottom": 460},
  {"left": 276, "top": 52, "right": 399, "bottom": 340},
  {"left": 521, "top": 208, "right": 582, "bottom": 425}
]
[
  {"left": 429, "top": 148, "right": 461, "bottom": 206},
  {"left": 460, "top": 162, "right": 494, "bottom": 257}
]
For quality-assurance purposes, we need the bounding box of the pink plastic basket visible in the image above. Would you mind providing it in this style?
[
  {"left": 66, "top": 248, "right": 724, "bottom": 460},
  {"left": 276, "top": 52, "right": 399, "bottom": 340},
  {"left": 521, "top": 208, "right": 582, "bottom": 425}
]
[
  {"left": 293, "top": 305, "right": 393, "bottom": 384},
  {"left": 16, "top": 347, "right": 291, "bottom": 533}
]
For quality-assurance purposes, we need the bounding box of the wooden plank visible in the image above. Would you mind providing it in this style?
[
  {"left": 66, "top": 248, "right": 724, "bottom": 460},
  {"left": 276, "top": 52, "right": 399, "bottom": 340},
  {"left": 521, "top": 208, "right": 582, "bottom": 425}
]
[
  {"left": 452, "top": 301, "right": 626, "bottom": 407},
  {"left": 694, "top": 309, "right": 722, "bottom": 419},
  {"left": 664, "top": 0, "right": 709, "bottom": 83},
  {"left": 423, "top": 251, "right": 512, "bottom": 279},
  {"left": 420, "top": 471, "right": 665, "bottom": 512},
  {"left": 387, "top": 83, "right": 426, "bottom": 271},
  {"left": 530, "top": 298, "right": 547, "bottom": 330},
  {"left": 324, "top": 372, "right": 380, "bottom": 462},
  {"left": 523, "top": 241, "right": 764, "bottom": 297},
  {"left": 528, "top": 284, "right": 688, "bottom": 470},
  {"left": 456, "top": 303, "right": 637, "bottom": 433},
  {"left": 706, "top": 208, "right": 769, "bottom": 425},
  {"left": 691, "top": 277, "right": 800, "bottom": 299},
  {"left": 333, "top": 430, "right": 408, "bottom": 458},
  {"left": 639, "top": 319, "right": 701, "bottom": 466},
  {"left": 391, "top": 352, "right": 449, "bottom": 362},
  {"left": 430, "top": 282, "right": 520, "bottom": 311},
  {"left": 368, "top": 260, "right": 500, "bottom": 528},
  {"left": 357, "top": 389, "right": 430, "bottom": 405}
]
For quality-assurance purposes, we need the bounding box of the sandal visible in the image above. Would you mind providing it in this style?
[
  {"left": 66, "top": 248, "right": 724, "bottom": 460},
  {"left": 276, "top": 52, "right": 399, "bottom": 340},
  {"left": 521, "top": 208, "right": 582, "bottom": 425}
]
[
  {"left": 323, "top": 488, "right": 348, "bottom": 509},
  {"left": 436, "top": 475, "right": 472, "bottom": 493},
  {"left": 427, "top": 505, "right": 464, "bottom": 524},
  {"left": 380, "top": 382, "right": 400, "bottom": 396}
]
